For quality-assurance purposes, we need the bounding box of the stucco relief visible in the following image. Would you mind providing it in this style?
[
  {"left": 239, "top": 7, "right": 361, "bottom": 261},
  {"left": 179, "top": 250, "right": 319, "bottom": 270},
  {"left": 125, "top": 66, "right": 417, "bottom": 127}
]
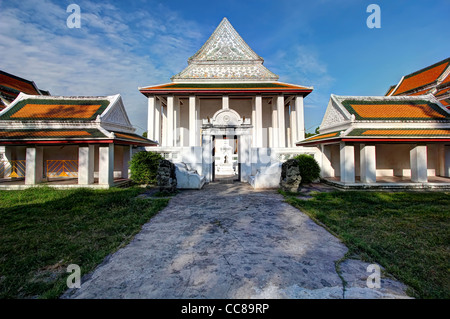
[{"left": 320, "top": 104, "right": 347, "bottom": 129}]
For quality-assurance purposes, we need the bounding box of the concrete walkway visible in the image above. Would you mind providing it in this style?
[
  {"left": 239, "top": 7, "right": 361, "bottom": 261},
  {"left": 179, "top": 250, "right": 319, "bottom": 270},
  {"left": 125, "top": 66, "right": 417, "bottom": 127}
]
[{"left": 62, "top": 182, "right": 411, "bottom": 299}]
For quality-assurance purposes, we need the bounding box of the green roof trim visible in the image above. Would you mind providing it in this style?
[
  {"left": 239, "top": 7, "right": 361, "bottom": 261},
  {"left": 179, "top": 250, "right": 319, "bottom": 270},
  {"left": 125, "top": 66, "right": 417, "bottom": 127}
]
[
  {"left": 348, "top": 128, "right": 450, "bottom": 137},
  {"left": 0, "top": 98, "right": 110, "bottom": 121}
]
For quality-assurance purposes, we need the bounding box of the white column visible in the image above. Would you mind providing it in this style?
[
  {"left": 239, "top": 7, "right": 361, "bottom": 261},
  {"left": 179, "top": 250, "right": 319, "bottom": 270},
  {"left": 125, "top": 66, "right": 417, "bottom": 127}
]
[
  {"left": 255, "top": 95, "right": 263, "bottom": 147},
  {"left": 285, "top": 103, "right": 290, "bottom": 147},
  {"left": 99, "top": 144, "right": 114, "bottom": 186},
  {"left": 25, "top": 146, "right": 43, "bottom": 185},
  {"left": 290, "top": 100, "right": 298, "bottom": 146},
  {"left": 167, "top": 95, "right": 174, "bottom": 147},
  {"left": 340, "top": 142, "right": 355, "bottom": 183},
  {"left": 277, "top": 94, "right": 286, "bottom": 148},
  {"left": 251, "top": 97, "right": 256, "bottom": 146},
  {"left": 271, "top": 99, "right": 278, "bottom": 148},
  {"left": 154, "top": 98, "right": 161, "bottom": 145},
  {"left": 295, "top": 95, "right": 305, "bottom": 141},
  {"left": 161, "top": 104, "right": 167, "bottom": 146},
  {"left": 222, "top": 95, "right": 229, "bottom": 110},
  {"left": 122, "top": 145, "right": 132, "bottom": 179},
  {"left": 147, "top": 95, "right": 155, "bottom": 141},
  {"left": 1, "top": 147, "right": 12, "bottom": 178},
  {"left": 444, "top": 145, "right": 450, "bottom": 178},
  {"left": 174, "top": 96, "right": 180, "bottom": 147},
  {"left": 196, "top": 97, "right": 201, "bottom": 146},
  {"left": 410, "top": 144, "right": 428, "bottom": 182},
  {"left": 189, "top": 95, "right": 196, "bottom": 147},
  {"left": 321, "top": 144, "right": 333, "bottom": 178},
  {"left": 78, "top": 144, "right": 94, "bottom": 185},
  {"left": 360, "top": 144, "right": 376, "bottom": 183}
]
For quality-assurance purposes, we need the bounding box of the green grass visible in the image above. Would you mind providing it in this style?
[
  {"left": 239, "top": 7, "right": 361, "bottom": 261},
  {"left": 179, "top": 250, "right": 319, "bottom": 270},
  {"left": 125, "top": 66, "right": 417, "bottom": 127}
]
[
  {"left": 0, "top": 186, "right": 169, "bottom": 299},
  {"left": 283, "top": 190, "right": 450, "bottom": 299}
]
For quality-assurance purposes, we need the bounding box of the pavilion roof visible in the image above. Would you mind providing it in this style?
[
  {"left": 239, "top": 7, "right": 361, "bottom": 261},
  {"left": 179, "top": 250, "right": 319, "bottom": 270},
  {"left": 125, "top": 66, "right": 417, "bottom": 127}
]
[
  {"left": 389, "top": 58, "right": 450, "bottom": 96},
  {"left": 0, "top": 94, "right": 156, "bottom": 146},
  {"left": 340, "top": 98, "right": 449, "bottom": 121},
  {"left": 0, "top": 70, "right": 49, "bottom": 108}
]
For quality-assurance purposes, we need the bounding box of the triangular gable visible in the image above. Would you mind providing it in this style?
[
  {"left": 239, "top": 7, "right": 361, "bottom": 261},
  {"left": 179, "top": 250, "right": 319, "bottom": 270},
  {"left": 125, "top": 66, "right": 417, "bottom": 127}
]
[
  {"left": 319, "top": 95, "right": 352, "bottom": 131},
  {"left": 99, "top": 95, "right": 134, "bottom": 131},
  {"left": 171, "top": 18, "right": 279, "bottom": 82},
  {"left": 189, "top": 17, "right": 262, "bottom": 62}
]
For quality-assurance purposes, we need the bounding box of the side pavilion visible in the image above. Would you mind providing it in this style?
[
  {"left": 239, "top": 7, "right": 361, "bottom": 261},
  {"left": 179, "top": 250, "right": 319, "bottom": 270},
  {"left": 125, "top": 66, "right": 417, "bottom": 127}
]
[
  {"left": 0, "top": 93, "right": 156, "bottom": 189},
  {"left": 297, "top": 94, "right": 450, "bottom": 188}
]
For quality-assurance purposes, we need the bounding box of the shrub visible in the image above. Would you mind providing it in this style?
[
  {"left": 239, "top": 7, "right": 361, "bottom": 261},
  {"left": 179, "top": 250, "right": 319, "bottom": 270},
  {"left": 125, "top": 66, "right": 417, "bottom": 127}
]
[
  {"left": 129, "top": 151, "right": 163, "bottom": 184},
  {"left": 294, "top": 154, "right": 321, "bottom": 184}
]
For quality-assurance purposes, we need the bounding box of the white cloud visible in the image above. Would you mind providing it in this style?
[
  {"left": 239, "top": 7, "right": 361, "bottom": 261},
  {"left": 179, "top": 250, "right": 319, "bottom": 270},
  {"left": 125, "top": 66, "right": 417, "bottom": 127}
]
[{"left": 0, "top": 0, "right": 207, "bottom": 134}]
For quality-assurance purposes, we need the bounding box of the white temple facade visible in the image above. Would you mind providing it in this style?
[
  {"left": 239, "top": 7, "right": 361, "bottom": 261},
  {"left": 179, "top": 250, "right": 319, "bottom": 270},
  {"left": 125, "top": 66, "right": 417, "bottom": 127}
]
[{"left": 139, "top": 18, "right": 316, "bottom": 187}]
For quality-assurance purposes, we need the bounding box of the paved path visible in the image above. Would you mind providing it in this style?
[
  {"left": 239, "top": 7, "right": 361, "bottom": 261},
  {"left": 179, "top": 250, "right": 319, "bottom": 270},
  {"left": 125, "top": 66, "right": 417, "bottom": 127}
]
[{"left": 62, "top": 183, "right": 411, "bottom": 299}]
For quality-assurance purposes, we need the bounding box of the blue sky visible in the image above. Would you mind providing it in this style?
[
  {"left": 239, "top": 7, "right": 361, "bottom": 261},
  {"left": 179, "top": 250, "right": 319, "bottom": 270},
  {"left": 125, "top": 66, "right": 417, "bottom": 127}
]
[{"left": 1, "top": 0, "right": 449, "bottom": 134}]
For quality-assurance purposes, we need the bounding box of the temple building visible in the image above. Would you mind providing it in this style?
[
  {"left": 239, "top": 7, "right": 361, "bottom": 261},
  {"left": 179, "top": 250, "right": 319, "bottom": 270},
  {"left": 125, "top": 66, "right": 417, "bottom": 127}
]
[
  {"left": 139, "top": 18, "right": 315, "bottom": 187},
  {"left": 298, "top": 58, "right": 450, "bottom": 188}
]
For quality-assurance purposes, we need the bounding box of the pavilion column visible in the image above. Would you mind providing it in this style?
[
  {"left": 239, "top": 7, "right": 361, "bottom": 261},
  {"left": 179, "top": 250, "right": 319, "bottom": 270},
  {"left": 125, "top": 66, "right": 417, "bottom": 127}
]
[
  {"left": 410, "top": 144, "right": 428, "bottom": 183},
  {"left": 78, "top": 144, "right": 94, "bottom": 185},
  {"left": 1, "top": 147, "right": 12, "bottom": 179},
  {"left": 189, "top": 95, "right": 196, "bottom": 146},
  {"left": 444, "top": 145, "right": 450, "bottom": 178},
  {"left": 320, "top": 144, "right": 333, "bottom": 178},
  {"left": 222, "top": 95, "right": 229, "bottom": 110},
  {"left": 285, "top": 103, "right": 290, "bottom": 147},
  {"left": 167, "top": 95, "right": 174, "bottom": 147},
  {"left": 255, "top": 95, "right": 263, "bottom": 147},
  {"left": 196, "top": 97, "right": 201, "bottom": 146},
  {"left": 271, "top": 98, "right": 278, "bottom": 148},
  {"left": 340, "top": 142, "right": 355, "bottom": 183},
  {"left": 147, "top": 95, "right": 155, "bottom": 141},
  {"left": 290, "top": 101, "right": 297, "bottom": 146},
  {"left": 161, "top": 101, "right": 167, "bottom": 146},
  {"left": 360, "top": 144, "right": 376, "bottom": 183},
  {"left": 99, "top": 144, "right": 114, "bottom": 186},
  {"left": 25, "top": 146, "right": 43, "bottom": 185},
  {"left": 252, "top": 97, "right": 256, "bottom": 146},
  {"left": 276, "top": 94, "right": 286, "bottom": 148},
  {"left": 121, "top": 145, "right": 132, "bottom": 179},
  {"left": 174, "top": 96, "right": 180, "bottom": 147},
  {"left": 154, "top": 98, "right": 161, "bottom": 145},
  {"left": 295, "top": 95, "right": 305, "bottom": 141}
]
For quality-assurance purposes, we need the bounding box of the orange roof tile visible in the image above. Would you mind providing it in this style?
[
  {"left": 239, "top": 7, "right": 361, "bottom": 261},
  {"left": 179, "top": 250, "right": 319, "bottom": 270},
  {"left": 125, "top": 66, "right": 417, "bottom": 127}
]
[
  {"left": 10, "top": 103, "right": 102, "bottom": 119},
  {"left": 393, "top": 59, "right": 450, "bottom": 95},
  {"left": 0, "top": 98, "right": 110, "bottom": 121},
  {"left": 0, "top": 72, "right": 41, "bottom": 96},
  {"left": 342, "top": 100, "right": 449, "bottom": 120}
]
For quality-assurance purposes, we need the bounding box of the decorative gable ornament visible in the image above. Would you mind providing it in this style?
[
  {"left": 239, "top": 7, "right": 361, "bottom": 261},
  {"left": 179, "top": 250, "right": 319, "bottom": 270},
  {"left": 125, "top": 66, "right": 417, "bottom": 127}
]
[{"left": 172, "top": 18, "right": 279, "bottom": 82}]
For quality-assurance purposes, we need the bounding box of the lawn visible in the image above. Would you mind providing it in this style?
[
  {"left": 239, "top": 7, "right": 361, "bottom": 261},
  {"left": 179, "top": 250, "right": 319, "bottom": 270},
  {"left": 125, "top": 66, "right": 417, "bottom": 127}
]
[
  {"left": 283, "top": 190, "right": 450, "bottom": 299},
  {"left": 0, "top": 186, "right": 169, "bottom": 299}
]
